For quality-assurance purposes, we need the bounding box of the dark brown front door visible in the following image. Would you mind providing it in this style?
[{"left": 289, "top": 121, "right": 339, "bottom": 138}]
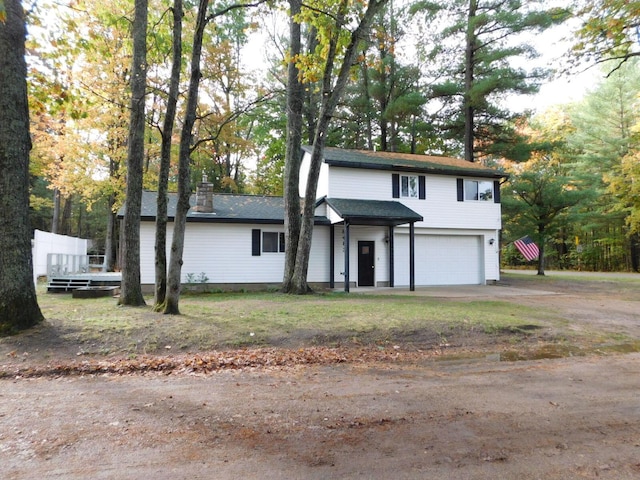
[{"left": 358, "top": 241, "right": 375, "bottom": 287}]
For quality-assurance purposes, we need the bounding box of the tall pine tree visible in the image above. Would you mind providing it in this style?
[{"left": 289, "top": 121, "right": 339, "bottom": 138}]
[{"left": 412, "top": 0, "right": 568, "bottom": 161}]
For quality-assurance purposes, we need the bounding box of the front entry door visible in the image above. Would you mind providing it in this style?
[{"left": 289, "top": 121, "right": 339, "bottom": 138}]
[{"left": 358, "top": 241, "right": 375, "bottom": 287}]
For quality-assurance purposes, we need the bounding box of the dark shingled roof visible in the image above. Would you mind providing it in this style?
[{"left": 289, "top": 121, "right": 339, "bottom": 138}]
[
  {"left": 323, "top": 198, "right": 423, "bottom": 226},
  {"left": 302, "top": 146, "right": 506, "bottom": 179},
  {"left": 131, "top": 191, "right": 330, "bottom": 224}
]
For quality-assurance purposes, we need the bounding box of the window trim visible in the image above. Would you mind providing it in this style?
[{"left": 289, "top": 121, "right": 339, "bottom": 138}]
[
  {"left": 401, "top": 174, "right": 419, "bottom": 198},
  {"left": 458, "top": 178, "right": 497, "bottom": 203},
  {"left": 252, "top": 229, "right": 285, "bottom": 255},
  {"left": 262, "top": 231, "right": 279, "bottom": 253},
  {"left": 393, "top": 173, "right": 426, "bottom": 200}
]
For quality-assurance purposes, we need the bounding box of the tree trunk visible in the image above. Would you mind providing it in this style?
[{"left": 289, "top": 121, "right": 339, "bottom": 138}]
[
  {"left": 163, "top": 0, "right": 209, "bottom": 314},
  {"left": 105, "top": 154, "right": 119, "bottom": 271},
  {"left": 105, "top": 199, "right": 117, "bottom": 271},
  {"left": 154, "top": 0, "right": 183, "bottom": 310},
  {"left": 380, "top": 78, "right": 388, "bottom": 152},
  {"left": 288, "top": 0, "right": 388, "bottom": 294},
  {"left": 0, "top": 0, "right": 44, "bottom": 333},
  {"left": 360, "top": 53, "right": 374, "bottom": 150},
  {"left": 463, "top": 0, "right": 477, "bottom": 162},
  {"left": 630, "top": 233, "right": 640, "bottom": 272},
  {"left": 76, "top": 202, "right": 83, "bottom": 238},
  {"left": 119, "top": 0, "right": 148, "bottom": 306},
  {"left": 304, "top": 26, "right": 319, "bottom": 145},
  {"left": 281, "top": 0, "right": 304, "bottom": 293},
  {"left": 52, "top": 188, "right": 60, "bottom": 233},
  {"left": 410, "top": 115, "right": 417, "bottom": 154},
  {"left": 60, "top": 195, "right": 72, "bottom": 235},
  {"left": 537, "top": 226, "right": 545, "bottom": 276}
]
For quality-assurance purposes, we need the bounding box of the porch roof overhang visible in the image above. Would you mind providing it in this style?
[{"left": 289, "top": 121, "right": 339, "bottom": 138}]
[{"left": 321, "top": 197, "right": 423, "bottom": 227}]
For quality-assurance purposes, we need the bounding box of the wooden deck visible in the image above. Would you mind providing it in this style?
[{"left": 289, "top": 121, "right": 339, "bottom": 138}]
[
  {"left": 46, "top": 253, "right": 121, "bottom": 292},
  {"left": 47, "top": 272, "right": 122, "bottom": 293}
]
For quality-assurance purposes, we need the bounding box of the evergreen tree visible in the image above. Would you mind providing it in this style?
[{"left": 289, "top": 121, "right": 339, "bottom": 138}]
[
  {"left": 568, "top": 60, "right": 640, "bottom": 270},
  {"left": 331, "top": 5, "right": 428, "bottom": 153},
  {"left": 502, "top": 112, "right": 590, "bottom": 275},
  {"left": 412, "top": 0, "right": 568, "bottom": 161}
]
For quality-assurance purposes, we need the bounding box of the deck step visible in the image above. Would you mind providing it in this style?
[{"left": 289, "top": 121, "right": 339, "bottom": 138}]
[{"left": 47, "top": 278, "right": 92, "bottom": 293}]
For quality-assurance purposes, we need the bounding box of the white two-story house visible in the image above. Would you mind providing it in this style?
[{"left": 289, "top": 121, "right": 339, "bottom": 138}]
[{"left": 131, "top": 147, "right": 506, "bottom": 292}]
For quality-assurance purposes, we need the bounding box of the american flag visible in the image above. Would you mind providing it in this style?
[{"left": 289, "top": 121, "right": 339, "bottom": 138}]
[{"left": 513, "top": 236, "right": 539, "bottom": 261}]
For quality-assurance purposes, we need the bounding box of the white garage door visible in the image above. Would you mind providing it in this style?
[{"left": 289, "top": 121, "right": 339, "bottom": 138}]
[{"left": 415, "top": 235, "right": 483, "bottom": 285}]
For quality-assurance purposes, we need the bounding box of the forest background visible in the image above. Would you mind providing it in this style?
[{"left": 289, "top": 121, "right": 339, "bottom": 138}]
[{"left": 23, "top": 0, "right": 640, "bottom": 274}]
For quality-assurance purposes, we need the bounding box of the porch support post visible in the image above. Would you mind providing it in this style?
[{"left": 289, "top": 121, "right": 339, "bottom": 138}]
[
  {"left": 344, "top": 221, "right": 350, "bottom": 293},
  {"left": 409, "top": 222, "right": 415, "bottom": 292},
  {"left": 388, "top": 225, "right": 394, "bottom": 287},
  {"left": 329, "top": 224, "right": 335, "bottom": 289}
]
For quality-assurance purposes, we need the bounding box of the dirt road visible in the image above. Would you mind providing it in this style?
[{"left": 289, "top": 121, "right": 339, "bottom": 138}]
[
  {"left": 2, "top": 354, "right": 640, "bottom": 479},
  {"left": 2, "top": 273, "right": 640, "bottom": 479}
]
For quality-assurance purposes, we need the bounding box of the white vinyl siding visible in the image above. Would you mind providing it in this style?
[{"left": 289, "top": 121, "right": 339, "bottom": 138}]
[
  {"left": 416, "top": 176, "right": 502, "bottom": 230},
  {"left": 328, "top": 167, "right": 390, "bottom": 200},
  {"left": 324, "top": 167, "right": 501, "bottom": 230},
  {"left": 299, "top": 152, "right": 330, "bottom": 198},
  {"left": 140, "top": 222, "right": 330, "bottom": 285},
  {"left": 331, "top": 226, "right": 389, "bottom": 287}
]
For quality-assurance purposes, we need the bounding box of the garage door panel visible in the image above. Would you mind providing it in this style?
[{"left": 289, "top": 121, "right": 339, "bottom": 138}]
[
  {"left": 396, "top": 234, "right": 482, "bottom": 286},
  {"left": 417, "top": 235, "right": 481, "bottom": 285}
]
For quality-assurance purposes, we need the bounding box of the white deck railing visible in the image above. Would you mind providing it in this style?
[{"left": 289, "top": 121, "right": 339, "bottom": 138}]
[{"left": 47, "top": 253, "right": 107, "bottom": 278}]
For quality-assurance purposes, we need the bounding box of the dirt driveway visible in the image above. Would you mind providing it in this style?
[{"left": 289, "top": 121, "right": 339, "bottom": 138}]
[{"left": 2, "top": 273, "right": 640, "bottom": 479}]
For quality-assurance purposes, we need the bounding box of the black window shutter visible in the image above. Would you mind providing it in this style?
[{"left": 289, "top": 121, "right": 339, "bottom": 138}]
[
  {"left": 419, "top": 176, "right": 426, "bottom": 199},
  {"left": 392, "top": 174, "right": 400, "bottom": 198},
  {"left": 279, "top": 232, "right": 285, "bottom": 252},
  {"left": 456, "top": 178, "right": 464, "bottom": 202},
  {"left": 252, "top": 229, "right": 261, "bottom": 256},
  {"left": 493, "top": 180, "right": 501, "bottom": 203}
]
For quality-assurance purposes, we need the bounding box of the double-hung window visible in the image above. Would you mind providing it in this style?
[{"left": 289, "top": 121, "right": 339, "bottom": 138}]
[
  {"left": 263, "top": 232, "right": 285, "bottom": 253},
  {"left": 464, "top": 180, "right": 493, "bottom": 201},
  {"left": 457, "top": 179, "right": 500, "bottom": 203},
  {"left": 401, "top": 175, "right": 419, "bottom": 198},
  {"left": 392, "top": 173, "right": 426, "bottom": 199},
  {"left": 252, "top": 229, "right": 285, "bottom": 256}
]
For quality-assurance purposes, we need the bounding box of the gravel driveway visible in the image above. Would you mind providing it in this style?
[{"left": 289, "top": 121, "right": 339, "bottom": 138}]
[{"left": 2, "top": 272, "right": 640, "bottom": 479}]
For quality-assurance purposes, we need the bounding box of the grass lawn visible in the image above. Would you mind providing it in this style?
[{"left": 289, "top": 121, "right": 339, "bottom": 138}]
[
  {"left": 29, "top": 285, "right": 557, "bottom": 358},
  {"left": 3, "top": 273, "right": 638, "bottom": 365}
]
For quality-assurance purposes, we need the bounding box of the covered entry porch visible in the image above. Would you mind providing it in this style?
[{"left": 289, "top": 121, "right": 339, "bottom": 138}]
[{"left": 320, "top": 198, "right": 423, "bottom": 292}]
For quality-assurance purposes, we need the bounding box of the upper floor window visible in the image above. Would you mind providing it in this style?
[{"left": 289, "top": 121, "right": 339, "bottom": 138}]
[
  {"left": 464, "top": 180, "right": 493, "bottom": 201},
  {"left": 401, "top": 175, "right": 418, "bottom": 198},
  {"left": 392, "top": 173, "right": 426, "bottom": 199}
]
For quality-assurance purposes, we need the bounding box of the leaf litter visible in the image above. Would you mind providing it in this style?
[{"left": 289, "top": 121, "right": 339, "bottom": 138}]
[{"left": 1, "top": 346, "right": 438, "bottom": 379}]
